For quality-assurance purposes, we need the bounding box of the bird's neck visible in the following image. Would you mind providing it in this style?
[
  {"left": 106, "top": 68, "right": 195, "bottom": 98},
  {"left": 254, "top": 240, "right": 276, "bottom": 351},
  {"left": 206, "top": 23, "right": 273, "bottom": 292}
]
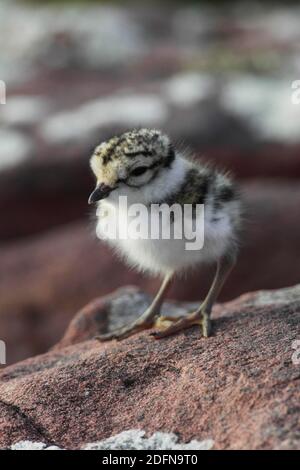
[{"left": 143, "top": 154, "right": 190, "bottom": 205}]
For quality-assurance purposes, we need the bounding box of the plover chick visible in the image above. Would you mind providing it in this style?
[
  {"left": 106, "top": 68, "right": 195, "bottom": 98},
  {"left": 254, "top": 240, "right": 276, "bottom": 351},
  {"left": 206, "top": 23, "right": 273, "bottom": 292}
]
[{"left": 89, "top": 128, "right": 241, "bottom": 340}]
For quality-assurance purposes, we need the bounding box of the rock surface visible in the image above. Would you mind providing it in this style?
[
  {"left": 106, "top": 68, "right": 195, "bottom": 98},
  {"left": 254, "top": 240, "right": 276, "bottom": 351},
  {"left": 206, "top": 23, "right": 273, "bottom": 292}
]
[{"left": 1, "top": 284, "right": 300, "bottom": 450}]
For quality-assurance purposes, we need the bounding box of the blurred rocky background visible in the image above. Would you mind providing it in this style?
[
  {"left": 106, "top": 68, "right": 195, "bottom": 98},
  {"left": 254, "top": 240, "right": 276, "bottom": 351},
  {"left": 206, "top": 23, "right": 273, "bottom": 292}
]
[{"left": 1, "top": 0, "right": 300, "bottom": 364}]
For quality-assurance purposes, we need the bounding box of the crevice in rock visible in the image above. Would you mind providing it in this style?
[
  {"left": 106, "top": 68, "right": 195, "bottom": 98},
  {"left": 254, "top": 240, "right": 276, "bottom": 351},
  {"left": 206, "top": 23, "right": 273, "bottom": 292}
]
[{"left": 0, "top": 398, "right": 55, "bottom": 446}]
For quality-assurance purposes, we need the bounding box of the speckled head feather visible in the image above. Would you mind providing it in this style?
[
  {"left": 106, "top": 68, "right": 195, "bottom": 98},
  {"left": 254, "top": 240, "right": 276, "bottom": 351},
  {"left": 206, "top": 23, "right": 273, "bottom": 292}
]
[{"left": 90, "top": 128, "right": 174, "bottom": 188}]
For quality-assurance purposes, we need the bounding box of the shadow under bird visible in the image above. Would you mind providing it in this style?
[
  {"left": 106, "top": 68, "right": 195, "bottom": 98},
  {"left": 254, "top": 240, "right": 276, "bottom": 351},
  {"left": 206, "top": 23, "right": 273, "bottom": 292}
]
[{"left": 88, "top": 128, "right": 241, "bottom": 340}]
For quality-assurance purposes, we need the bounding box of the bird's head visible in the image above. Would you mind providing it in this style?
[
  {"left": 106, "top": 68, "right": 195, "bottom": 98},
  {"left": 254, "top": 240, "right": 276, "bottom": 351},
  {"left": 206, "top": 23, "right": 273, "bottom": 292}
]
[{"left": 88, "top": 128, "right": 175, "bottom": 204}]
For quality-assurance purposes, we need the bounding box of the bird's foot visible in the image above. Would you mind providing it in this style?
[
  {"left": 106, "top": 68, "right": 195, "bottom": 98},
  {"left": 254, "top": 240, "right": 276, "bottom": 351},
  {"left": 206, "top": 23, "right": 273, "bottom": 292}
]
[
  {"left": 151, "top": 310, "right": 212, "bottom": 339},
  {"left": 96, "top": 314, "right": 180, "bottom": 342},
  {"left": 96, "top": 308, "right": 159, "bottom": 342},
  {"left": 96, "top": 319, "right": 154, "bottom": 342},
  {"left": 96, "top": 311, "right": 211, "bottom": 342}
]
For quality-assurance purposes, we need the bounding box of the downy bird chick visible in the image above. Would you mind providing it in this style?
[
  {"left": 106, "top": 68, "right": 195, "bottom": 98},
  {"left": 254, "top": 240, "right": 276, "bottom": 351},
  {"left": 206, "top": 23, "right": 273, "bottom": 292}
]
[{"left": 89, "top": 128, "right": 241, "bottom": 340}]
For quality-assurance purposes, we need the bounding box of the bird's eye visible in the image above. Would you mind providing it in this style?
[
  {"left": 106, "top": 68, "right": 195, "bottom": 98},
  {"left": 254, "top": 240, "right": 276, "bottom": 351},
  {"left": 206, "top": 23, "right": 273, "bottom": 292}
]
[{"left": 131, "top": 166, "right": 148, "bottom": 177}]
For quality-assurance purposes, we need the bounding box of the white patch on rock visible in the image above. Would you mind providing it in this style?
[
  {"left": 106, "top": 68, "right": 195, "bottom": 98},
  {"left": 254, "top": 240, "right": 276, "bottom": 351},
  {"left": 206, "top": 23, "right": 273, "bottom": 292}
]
[
  {"left": 245, "top": 284, "right": 300, "bottom": 308},
  {"left": 9, "top": 431, "right": 214, "bottom": 451},
  {"left": 84, "top": 430, "right": 214, "bottom": 451},
  {"left": 10, "top": 441, "right": 61, "bottom": 451},
  {"left": 0, "top": 1, "right": 143, "bottom": 84},
  {"left": 1, "top": 96, "right": 49, "bottom": 126},
  {"left": 0, "top": 129, "right": 32, "bottom": 171},
  {"left": 222, "top": 75, "right": 300, "bottom": 143},
  {"left": 163, "top": 73, "right": 212, "bottom": 107},
  {"left": 41, "top": 94, "right": 168, "bottom": 144}
]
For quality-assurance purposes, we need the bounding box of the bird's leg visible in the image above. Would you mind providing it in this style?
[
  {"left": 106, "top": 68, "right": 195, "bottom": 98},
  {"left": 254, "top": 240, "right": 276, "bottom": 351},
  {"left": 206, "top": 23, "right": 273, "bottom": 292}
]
[
  {"left": 96, "top": 273, "right": 173, "bottom": 341},
  {"left": 152, "top": 252, "right": 236, "bottom": 339}
]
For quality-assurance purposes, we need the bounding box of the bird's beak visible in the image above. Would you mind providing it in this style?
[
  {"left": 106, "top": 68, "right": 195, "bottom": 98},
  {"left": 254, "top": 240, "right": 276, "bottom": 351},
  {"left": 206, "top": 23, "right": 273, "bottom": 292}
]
[{"left": 88, "top": 183, "right": 115, "bottom": 204}]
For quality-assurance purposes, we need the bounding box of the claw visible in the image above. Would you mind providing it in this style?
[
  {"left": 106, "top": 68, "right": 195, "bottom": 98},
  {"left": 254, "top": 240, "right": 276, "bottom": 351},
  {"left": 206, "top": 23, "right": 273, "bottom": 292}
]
[
  {"left": 154, "top": 316, "right": 179, "bottom": 329},
  {"left": 96, "top": 319, "right": 154, "bottom": 342},
  {"left": 150, "top": 311, "right": 212, "bottom": 339}
]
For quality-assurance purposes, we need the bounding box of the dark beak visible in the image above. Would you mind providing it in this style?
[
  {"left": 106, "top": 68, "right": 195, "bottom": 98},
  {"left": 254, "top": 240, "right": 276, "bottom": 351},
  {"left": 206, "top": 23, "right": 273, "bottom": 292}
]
[{"left": 88, "top": 184, "right": 114, "bottom": 205}]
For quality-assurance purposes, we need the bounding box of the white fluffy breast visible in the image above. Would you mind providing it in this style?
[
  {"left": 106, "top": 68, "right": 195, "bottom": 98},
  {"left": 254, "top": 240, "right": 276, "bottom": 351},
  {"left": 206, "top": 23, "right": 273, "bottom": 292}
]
[{"left": 96, "top": 202, "right": 234, "bottom": 276}]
